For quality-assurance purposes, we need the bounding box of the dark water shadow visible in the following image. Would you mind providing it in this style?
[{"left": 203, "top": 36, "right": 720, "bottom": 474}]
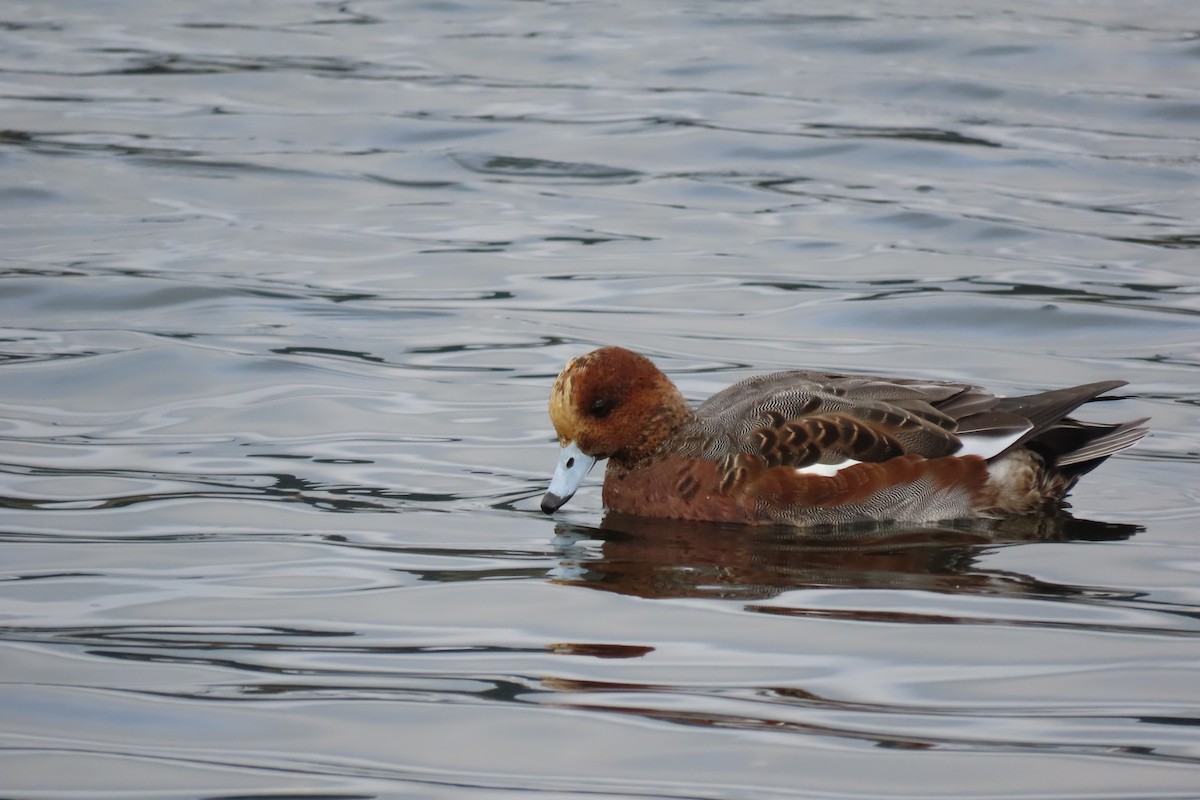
[{"left": 550, "top": 512, "right": 1142, "bottom": 603}]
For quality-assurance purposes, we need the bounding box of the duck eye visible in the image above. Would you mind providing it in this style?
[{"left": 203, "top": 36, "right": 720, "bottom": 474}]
[{"left": 589, "top": 396, "right": 616, "bottom": 418}]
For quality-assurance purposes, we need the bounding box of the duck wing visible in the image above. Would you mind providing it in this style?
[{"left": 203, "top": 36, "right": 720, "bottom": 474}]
[{"left": 677, "top": 370, "right": 1040, "bottom": 470}]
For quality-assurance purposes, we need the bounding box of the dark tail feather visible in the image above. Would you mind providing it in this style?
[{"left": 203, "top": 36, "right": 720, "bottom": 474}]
[
  {"left": 993, "top": 381, "right": 1127, "bottom": 441},
  {"left": 994, "top": 381, "right": 1147, "bottom": 488},
  {"left": 1049, "top": 418, "right": 1150, "bottom": 479}
]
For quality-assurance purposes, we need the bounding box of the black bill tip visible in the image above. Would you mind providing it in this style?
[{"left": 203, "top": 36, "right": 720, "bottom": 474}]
[{"left": 541, "top": 492, "right": 567, "bottom": 514}]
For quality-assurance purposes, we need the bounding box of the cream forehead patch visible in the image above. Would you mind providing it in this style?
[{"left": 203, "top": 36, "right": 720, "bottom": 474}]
[{"left": 548, "top": 361, "right": 582, "bottom": 440}]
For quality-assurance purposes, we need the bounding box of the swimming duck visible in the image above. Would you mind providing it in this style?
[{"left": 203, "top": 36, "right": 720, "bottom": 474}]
[{"left": 541, "top": 346, "right": 1147, "bottom": 526}]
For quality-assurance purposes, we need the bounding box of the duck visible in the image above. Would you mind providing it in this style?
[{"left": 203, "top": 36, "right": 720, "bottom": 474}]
[{"left": 540, "top": 346, "right": 1147, "bottom": 526}]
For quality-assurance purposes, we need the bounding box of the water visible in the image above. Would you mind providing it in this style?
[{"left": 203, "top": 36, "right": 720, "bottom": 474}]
[{"left": 2, "top": 1, "right": 1199, "bottom": 797}]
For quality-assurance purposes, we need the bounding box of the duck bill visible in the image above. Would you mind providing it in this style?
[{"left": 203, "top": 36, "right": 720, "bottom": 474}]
[{"left": 541, "top": 441, "right": 597, "bottom": 514}]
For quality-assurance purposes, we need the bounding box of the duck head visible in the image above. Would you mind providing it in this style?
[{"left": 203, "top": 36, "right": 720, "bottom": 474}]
[{"left": 541, "top": 346, "right": 689, "bottom": 513}]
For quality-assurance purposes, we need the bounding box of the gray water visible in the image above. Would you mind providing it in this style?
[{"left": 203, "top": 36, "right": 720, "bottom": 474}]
[{"left": 3, "top": 1, "right": 1200, "bottom": 798}]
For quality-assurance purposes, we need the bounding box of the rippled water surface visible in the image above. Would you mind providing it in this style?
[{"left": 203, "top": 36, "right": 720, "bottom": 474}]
[{"left": 3, "top": 1, "right": 1200, "bottom": 797}]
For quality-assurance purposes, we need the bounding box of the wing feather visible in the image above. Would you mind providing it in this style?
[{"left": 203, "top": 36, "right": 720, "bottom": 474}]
[{"left": 672, "top": 369, "right": 1139, "bottom": 478}]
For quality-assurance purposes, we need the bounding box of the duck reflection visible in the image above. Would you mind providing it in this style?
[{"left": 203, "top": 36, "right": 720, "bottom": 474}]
[{"left": 549, "top": 512, "right": 1140, "bottom": 602}]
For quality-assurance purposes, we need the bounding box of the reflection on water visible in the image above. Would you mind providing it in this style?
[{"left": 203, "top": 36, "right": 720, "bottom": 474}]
[
  {"left": 551, "top": 514, "right": 1142, "bottom": 602},
  {"left": 3, "top": 0, "right": 1200, "bottom": 797}
]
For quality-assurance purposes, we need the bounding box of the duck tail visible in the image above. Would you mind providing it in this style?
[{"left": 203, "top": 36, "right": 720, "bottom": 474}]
[
  {"left": 1031, "top": 417, "right": 1150, "bottom": 486},
  {"left": 990, "top": 381, "right": 1148, "bottom": 496}
]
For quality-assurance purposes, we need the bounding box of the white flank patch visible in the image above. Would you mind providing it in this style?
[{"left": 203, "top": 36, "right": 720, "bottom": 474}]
[
  {"left": 956, "top": 426, "right": 1032, "bottom": 460},
  {"left": 792, "top": 426, "right": 1032, "bottom": 478},
  {"left": 796, "top": 459, "right": 861, "bottom": 477},
  {"left": 985, "top": 456, "right": 1019, "bottom": 484}
]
